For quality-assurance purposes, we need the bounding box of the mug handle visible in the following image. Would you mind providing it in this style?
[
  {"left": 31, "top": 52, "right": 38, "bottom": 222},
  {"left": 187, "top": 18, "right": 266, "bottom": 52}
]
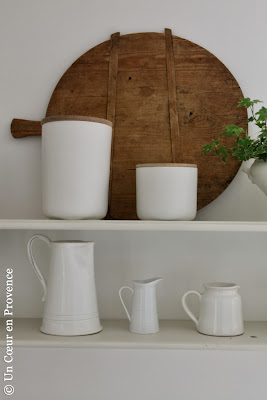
[
  {"left": 119, "top": 286, "right": 133, "bottom": 321},
  {"left": 27, "top": 234, "right": 51, "bottom": 302},
  {"left": 182, "top": 290, "right": 202, "bottom": 327}
]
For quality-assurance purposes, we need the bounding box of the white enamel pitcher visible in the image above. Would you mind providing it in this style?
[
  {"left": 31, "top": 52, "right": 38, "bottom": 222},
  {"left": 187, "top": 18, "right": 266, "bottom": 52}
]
[
  {"left": 27, "top": 235, "right": 102, "bottom": 336},
  {"left": 119, "top": 278, "right": 162, "bottom": 334},
  {"left": 182, "top": 282, "right": 244, "bottom": 336}
]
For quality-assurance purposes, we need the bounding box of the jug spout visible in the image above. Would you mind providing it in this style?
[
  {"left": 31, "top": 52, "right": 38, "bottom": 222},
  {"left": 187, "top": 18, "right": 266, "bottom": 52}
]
[{"left": 133, "top": 277, "right": 162, "bottom": 287}]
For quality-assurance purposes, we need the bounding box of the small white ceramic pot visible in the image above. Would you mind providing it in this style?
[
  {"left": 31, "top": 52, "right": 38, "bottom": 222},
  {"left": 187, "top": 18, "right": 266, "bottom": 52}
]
[
  {"left": 182, "top": 282, "right": 244, "bottom": 337},
  {"left": 41, "top": 116, "right": 112, "bottom": 219},
  {"left": 136, "top": 163, "right": 198, "bottom": 220}
]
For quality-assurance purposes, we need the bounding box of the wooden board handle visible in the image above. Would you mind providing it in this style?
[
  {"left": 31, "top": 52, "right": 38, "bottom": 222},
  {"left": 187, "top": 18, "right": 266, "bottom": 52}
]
[{"left": 11, "top": 119, "right": 41, "bottom": 138}]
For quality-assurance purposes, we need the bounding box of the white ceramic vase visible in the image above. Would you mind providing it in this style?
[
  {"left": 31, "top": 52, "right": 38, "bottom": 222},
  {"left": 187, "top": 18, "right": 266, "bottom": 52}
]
[{"left": 243, "top": 159, "right": 267, "bottom": 196}]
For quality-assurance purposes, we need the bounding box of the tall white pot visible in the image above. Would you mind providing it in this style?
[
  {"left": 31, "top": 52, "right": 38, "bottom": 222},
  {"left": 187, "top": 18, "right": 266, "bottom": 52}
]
[{"left": 41, "top": 116, "right": 112, "bottom": 219}]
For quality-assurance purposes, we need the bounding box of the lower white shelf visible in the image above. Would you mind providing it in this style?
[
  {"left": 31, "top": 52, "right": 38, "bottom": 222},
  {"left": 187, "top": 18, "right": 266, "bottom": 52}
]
[{"left": 1, "top": 319, "right": 267, "bottom": 350}]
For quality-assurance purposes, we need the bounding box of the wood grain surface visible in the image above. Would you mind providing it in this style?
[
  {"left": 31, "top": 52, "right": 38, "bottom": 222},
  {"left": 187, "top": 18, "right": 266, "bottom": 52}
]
[
  {"left": 165, "top": 28, "right": 181, "bottom": 162},
  {"left": 106, "top": 32, "right": 120, "bottom": 215},
  {"left": 11, "top": 29, "right": 247, "bottom": 219}
]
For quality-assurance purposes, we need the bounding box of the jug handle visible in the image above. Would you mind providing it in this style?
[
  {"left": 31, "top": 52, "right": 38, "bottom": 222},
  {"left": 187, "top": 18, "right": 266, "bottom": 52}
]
[
  {"left": 182, "top": 290, "right": 202, "bottom": 327},
  {"left": 119, "top": 286, "right": 133, "bottom": 321},
  {"left": 27, "top": 234, "right": 51, "bottom": 302}
]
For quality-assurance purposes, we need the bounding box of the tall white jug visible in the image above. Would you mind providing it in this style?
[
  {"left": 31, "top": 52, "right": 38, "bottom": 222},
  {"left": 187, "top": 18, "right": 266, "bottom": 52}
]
[{"left": 27, "top": 235, "right": 102, "bottom": 336}]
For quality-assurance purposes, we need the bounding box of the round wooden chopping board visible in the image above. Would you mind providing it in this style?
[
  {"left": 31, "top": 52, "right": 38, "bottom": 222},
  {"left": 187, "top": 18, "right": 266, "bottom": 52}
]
[{"left": 43, "top": 29, "right": 247, "bottom": 219}]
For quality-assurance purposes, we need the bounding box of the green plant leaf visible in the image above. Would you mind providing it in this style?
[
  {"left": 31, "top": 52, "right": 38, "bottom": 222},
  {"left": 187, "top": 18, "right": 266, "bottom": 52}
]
[
  {"left": 202, "top": 98, "right": 267, "bottom": 163},
  {"left": 237, "top": 98, "right": 262, "bottom": 108},
  {"left": 258, "top": 154, "right": 267, "bottom": 161},
  {"left": 256, "top": 121, "right": 266, "bottom": 129},
  {"left": 237, "top": 98, "right": 251, "bottom": 108},
  {"left": 258, "top": 129, "right": 267, "bottom": 138},
  {"left": 221, "top": 125, "right": 245, "bottom": 137},
  {"left": 202, "top": 144, "right": 214, "bottom": 154},
  {"left": 215, "top": 146, "right": 229, "bottom": 163},
  {"left": 256, "top": 107, "right": 267, "bottom": 121},
  {"left": 236, "top": 136, "right": 253, "bottom": 147}
]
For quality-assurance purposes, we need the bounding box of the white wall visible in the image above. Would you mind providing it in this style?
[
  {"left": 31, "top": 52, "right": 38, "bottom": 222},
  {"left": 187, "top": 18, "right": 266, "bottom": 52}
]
[
  {"left": 12, "top": 348, "right": 267, "bottom": 400},
  {"left": 1, "top": 0, "right": 267, "bottom": 220}
]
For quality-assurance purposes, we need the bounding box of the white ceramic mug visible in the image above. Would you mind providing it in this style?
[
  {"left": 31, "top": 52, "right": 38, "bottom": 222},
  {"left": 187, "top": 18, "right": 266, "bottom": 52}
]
[
  {"left": 182, "top": 282, "right": 244, "bottom": 336},
  {"left": 41, "top": 116, "right": 112, "bottom": 219},
  {"left": 27, "top": 234, "right": 102, "bottom": 336},
  {"left": 119, "top": 278, "right": 162, "bottom": 334},
  {"left": 136, "top": 163, "right": 198, "bottom": 220}
]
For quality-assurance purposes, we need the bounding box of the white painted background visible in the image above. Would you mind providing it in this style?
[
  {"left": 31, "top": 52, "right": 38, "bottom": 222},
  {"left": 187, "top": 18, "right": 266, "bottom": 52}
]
[
  {"left": 0, "top": 1, "right": 267, "bottom": 399},
  {"left": 11, "top": 348, "right": 267, "bottom": 400}
]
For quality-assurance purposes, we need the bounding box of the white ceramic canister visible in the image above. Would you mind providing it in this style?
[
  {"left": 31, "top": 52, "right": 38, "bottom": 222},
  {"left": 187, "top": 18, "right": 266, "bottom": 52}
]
[
  {"left": 41, "top": 116, "right": 112, "bottom": 219},
  {"left": 136, "top": 163, "right": 198, "bottom": 220},
  {"left": 182, "top": 282, "right": 244, "bottom": 336}
]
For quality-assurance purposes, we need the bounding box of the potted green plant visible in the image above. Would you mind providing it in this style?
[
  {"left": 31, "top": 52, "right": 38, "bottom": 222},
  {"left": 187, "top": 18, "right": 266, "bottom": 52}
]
[{"left": 202, "top": 98, "right": 267, "bottom": 195}]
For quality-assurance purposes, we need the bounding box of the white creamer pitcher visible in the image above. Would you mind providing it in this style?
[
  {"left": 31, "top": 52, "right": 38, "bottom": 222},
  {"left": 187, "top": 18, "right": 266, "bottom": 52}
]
[
  {"left": 119, "top": 278, "right": 162, "bottom": 334},
  {"left": 182, "top": 282, "right": 244, "bottom": 336},
  {"left": 27, "top": 234, "right": 102, "bottom": 336}
]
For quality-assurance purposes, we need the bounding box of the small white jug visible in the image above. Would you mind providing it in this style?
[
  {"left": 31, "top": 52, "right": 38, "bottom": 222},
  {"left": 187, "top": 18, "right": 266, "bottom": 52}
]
[
  {"left": 27, "top": 234, "right": 102, "bottom": 336},
  {"left": 182, "top": 282, "right": 244, "bottom": 336},
  {"left": 119, "top": 278, "right": 162, "bottom": 334}
]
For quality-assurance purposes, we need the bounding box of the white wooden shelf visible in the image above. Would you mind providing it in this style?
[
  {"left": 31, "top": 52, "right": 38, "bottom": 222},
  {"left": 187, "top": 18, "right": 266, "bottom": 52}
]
[
  {"left": 1, "top": 219, "right": 267, "bottom": 232},
  {"left": 2, "top": 319, "right": 266, "bottom": 350}
]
